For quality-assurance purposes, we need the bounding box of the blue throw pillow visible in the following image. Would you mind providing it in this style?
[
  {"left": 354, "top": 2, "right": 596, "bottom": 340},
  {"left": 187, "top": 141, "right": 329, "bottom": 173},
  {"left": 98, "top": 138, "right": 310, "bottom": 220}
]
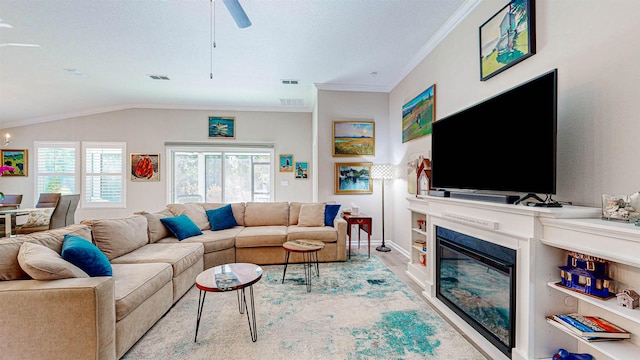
[
  {"left": 61, "top": 234, "right": 112, "bottom": 277},
  {"left": 325, "top": 204, "right": 341, "bottom": 226},
  {"left": 160, "top": 215, "right": 203, "bottom": 240},
  {"left": 206, "top": 204, "right": 239, "bottom": 231}
]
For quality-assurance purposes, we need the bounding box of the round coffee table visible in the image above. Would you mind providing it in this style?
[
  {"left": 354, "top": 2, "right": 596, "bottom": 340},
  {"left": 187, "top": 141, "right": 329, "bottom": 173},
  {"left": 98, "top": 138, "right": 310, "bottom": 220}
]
[
  {"left": 281, "top": 240, "right": 325, "bottom": 292},
  {"left": 194, "top": 263, "right": 263, "bottom": 342}
]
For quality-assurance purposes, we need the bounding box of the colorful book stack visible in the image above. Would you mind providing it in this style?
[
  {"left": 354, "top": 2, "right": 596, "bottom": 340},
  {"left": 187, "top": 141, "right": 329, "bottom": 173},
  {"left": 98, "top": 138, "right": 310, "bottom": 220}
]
[{"left": 546, "top": 313, "right": 630, "bottom": 342}]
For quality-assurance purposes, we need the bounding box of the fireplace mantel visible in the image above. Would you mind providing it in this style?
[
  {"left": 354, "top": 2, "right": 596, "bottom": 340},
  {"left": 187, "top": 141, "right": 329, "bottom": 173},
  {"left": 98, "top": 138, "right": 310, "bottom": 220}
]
[{"left": 406, "top": 196, "right": 602, "bottom": 360}]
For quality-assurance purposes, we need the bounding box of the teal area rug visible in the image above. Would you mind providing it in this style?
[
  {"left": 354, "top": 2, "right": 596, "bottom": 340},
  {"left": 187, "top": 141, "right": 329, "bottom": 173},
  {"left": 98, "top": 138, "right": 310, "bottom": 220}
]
[{"left": 122, "top": 255, "right": 487, "bottom": 359}]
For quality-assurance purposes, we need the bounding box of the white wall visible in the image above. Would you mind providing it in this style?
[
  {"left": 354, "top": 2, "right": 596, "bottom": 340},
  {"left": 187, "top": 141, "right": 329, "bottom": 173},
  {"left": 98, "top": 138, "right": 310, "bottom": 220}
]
[
  {"left": 0, "top": 108, "right": 313, "bottom": 221},
  {"left": 316, "top": 90, "right": 390, "bottom": 241},
  {"left": 389, "top": 0, "right": 640, "bottom": 252}
]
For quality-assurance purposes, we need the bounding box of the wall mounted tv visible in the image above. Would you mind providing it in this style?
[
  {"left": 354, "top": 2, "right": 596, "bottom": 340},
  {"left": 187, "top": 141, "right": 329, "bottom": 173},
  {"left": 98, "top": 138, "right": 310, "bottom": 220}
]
[{"left": 431, "top": 69, "right": 557, "bottom": 202}]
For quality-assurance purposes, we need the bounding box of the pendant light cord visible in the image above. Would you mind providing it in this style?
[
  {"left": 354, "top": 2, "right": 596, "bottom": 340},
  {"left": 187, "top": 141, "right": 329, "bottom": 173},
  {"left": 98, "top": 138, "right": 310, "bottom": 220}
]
[{"left": 210, "top": 0, "right": 216, "bottom": 79}]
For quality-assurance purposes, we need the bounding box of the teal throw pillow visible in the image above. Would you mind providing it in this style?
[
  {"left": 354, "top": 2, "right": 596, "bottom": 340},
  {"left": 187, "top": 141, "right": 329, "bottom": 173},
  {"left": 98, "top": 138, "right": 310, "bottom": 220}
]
[
  {"left": 61, "top": 234, "right": 112, "bottom": 277},
  {"left": 206, "top": 204, "right": 239, "bottom": 231},
  {"left": 160, "top": 214, "right": 203, "bottom": 240},
  {"left": 324, "top": 204, "right": 341, "bottom": 226}
]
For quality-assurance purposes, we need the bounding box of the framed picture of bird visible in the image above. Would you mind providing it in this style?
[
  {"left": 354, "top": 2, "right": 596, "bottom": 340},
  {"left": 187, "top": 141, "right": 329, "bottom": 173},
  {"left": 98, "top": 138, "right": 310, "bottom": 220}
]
[{"left": 131, "top": 153, "right": 160, "bottom": 182}]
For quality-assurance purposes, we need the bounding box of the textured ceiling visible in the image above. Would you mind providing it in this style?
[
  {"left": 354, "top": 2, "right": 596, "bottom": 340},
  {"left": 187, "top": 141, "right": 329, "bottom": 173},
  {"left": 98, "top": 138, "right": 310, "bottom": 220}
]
[{"left": 0, "top": 0, "right": 475, "bottom": 128}]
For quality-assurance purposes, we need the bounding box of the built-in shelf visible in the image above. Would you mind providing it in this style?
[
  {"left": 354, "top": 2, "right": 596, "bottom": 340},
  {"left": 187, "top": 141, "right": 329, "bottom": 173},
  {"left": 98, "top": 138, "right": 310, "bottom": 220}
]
[{"left": 548, "top": 282, "right": 640, "bottom": 325}]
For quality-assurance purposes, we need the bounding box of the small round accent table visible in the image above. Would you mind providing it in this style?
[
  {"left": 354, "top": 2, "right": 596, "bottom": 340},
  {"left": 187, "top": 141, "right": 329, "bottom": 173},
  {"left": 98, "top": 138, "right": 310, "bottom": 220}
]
[
  {"left": 282, "top": 240, "right": 325, "bottom": 292},
  {"left": 194, "top": 263, "right": 263, "bottom": 342}
]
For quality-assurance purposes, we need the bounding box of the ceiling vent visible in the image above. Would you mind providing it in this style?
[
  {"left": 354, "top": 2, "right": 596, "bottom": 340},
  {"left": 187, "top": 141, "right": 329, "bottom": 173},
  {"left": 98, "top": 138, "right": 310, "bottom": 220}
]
[
  {"left": 148, "top": 74, "right": 170, "bottom": 80},
  {"left": 280, "top": 98, "right": 304, "bottom": 106},
  {"left": 281, "top": 79, "right": 299, "bottom": 85}
]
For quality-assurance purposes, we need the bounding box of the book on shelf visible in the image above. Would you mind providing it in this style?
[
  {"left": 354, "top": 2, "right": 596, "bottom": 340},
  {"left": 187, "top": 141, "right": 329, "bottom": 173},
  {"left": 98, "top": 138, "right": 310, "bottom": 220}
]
[
  {"left": 545, "top": 317, "right": 625, "bottom": 342},
  {"left": 550, "top": 313, "right": 630, "bottom": 339}
]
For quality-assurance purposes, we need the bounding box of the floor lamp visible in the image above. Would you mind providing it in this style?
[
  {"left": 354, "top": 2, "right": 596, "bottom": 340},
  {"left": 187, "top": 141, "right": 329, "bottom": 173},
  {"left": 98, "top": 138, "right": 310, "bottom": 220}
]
[{"left": 371, "top": 164, "right": 395, "bottom": 252}]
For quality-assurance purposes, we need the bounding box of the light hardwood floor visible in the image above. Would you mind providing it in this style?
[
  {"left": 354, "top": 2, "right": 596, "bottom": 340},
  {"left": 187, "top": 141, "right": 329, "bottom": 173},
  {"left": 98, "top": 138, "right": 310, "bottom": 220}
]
[{"left": 349, "top": 244, "right": 491, "bottom": 359}]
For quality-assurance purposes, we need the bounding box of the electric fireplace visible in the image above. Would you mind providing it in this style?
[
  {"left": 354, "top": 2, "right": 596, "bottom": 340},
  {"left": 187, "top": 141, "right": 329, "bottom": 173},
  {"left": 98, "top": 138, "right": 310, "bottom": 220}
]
[{"left": 435, "top": 226, "right": 517, "bottom": 358}]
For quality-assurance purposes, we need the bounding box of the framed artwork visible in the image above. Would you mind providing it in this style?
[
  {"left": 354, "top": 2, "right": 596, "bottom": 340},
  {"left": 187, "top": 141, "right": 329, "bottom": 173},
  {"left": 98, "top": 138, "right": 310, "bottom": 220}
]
[
  {"left": 332, "top": 120, "right": 375, "bottom": 156},
  {"left": 208, "top": 116, "right": 236, "bottom": 139},
  {"left": 480, "top": 0, "right": 536, "bottom": 81},
  {"left": 131, "top": 153, "right": 160, "bottom": 182},
  {"left": 406, "top": 153, "right": 428, "bottom": 194},
  {"left": 279, "top": 154, "right": 293, "bottom": 172},
  {"left": 1, "top": 149, "right": 28, "bottom": 176},
  {"left": 295, "top": 162, "right": 308, "bottom": 179},
  {"left": 334, "top": 162, "right": 373, "bottom": 195},
  {"left": 402, "top": 84, "right": 436, "bottom": 143}
]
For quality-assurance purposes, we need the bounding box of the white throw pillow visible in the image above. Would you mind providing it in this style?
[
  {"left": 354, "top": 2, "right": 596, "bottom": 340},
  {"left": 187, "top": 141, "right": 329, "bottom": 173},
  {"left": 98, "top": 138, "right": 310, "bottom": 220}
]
[
  {"left": 17, "top": 242, "right": 89, "bottom": 280},
  {"left": 297, "top": 203, "right": 325, "bottom": 227}
]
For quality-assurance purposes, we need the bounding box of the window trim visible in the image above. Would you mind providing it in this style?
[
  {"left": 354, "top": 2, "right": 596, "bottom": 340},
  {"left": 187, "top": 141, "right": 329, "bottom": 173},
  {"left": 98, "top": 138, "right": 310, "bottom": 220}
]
[
  {"left": 81, "top": 141, "right": 127, "bottom": 209},
  {"left": 34, "top": 141, "right": 80, "bottom": 203},
  {"left": 166, "top": 145, "right": 275, "bottom": 203}
]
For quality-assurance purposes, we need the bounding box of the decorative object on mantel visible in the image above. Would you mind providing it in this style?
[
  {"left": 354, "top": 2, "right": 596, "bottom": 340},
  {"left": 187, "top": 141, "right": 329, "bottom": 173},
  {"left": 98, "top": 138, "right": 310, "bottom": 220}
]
[
  {"left": 406, "top": 152, "right": 427, "bottom": 194},
  {"left": 616, "top": 288, "right": 639, "bottom": 309},
  {"left": 479, "top": 0, "right": 536, "bottom": 81},
  {"left": 416, "top": 157, "right": 431, "bottom": 197},
  {"left": 558, "top": 251, "right": 613, "bottom": 300},
  {"left": 602, "top": 192, "right": 640, "bottom": 223}
]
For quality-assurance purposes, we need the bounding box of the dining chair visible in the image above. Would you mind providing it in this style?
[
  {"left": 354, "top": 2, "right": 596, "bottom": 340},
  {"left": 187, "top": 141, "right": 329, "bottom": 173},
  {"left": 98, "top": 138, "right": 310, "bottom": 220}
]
[
  {"left": 0, "top": 194, "right": 23, "bottom": 236},
  {"left": 14, "top": 193, "right": 76, "bottom": 235}
]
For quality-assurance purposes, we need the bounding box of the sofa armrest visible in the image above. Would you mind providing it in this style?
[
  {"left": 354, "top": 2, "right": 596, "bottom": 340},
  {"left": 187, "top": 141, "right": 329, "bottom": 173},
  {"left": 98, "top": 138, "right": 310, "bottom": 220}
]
[
  {"left": 333, "top": 217, "right": 347, "bottom": 261},
  {"left": 0, "top": 277, "right": 116, "bottom": 360}
]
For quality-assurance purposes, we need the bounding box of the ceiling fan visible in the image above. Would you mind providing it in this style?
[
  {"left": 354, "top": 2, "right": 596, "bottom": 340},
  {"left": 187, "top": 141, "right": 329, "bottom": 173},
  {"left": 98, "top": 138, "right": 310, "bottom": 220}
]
[{"left": 222, "top": 0, "right": 251, "bottom": 28}]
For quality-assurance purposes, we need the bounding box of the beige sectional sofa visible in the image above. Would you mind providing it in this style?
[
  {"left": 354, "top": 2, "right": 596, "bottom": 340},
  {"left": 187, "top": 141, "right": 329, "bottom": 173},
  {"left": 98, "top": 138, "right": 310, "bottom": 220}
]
[{"left": 0, "top": 201, "right": 346, "bottom": 359}]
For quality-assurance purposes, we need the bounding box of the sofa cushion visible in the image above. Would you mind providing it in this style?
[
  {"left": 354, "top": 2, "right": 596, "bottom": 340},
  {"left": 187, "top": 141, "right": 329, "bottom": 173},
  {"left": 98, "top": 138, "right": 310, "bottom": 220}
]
[
  {"left": 324, "top": 204, "right": 341, "bottom": 226},
  {"left": 235, "top": 226, "right": 288, "bottom": 247},
  {"left": 161, "top": 215, "right": 203, "bottom": 241},
  {"left": 156, "top": 227, "right": 240, "bottom": 253},
  {"left": 0, "top": 225, "right": 92, "bottom": 281},
  {"left": 244, "top": 202, "right": 289, "bottom": 226},
  {"left": 87, "top": 216, "right": 148, "bottom": 260},
  {"left": 287, "top": 225, "right": 339, "bottom": 243},
  {"left": 200, "top": 203, "right": 245, "bottom": 226},
  {"left": 61, "top": 235, "right": 112, "bottom": 277},
  {"left": 135, "top": 209, "right": 173, "bottom": 243},
  {"left": 111, "top": 262, "right": 173, "bottom": 321},
  {"left": 18, "top": 242, "right": 89, "bottom": 280},
  {"left": 111, "top": 243, "right": 204, "bottom": 278},
  {"left": 20, "top": 208, "right": 54, "bottom": 228},
  {"left": 206, "top": 204, "right": 239, "bottom": 231},
  {"left": 167, "top": 203, "right": 210, "bottom": 230},
  {"left": 298, "top": 203, "right": 325, "bottom": 227}
]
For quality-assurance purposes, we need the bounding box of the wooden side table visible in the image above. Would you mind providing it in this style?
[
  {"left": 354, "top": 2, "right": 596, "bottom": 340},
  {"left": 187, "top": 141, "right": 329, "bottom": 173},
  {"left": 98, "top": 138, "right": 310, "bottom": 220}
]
[{"left": 342, "top": 213, "right": 372, "bottom": 259}]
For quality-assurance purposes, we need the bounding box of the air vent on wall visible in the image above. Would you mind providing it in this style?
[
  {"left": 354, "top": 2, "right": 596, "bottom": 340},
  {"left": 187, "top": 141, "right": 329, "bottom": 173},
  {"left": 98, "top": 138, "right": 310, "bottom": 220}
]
[
  {"left": 280, "top": 98, "right": 304, "bottom": 106},
  {"left": 281, "top": 79, "right": 299, "bottom": 85},
  {"left": 148, "top": 74, "right": 170, "bottom": 80}
]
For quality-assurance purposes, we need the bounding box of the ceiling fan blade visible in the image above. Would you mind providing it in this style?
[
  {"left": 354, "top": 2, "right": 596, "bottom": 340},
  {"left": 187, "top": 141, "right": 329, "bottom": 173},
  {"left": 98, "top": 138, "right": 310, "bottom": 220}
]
[{"left": 223, "top": 0, "right": 251, "bottom": 28}]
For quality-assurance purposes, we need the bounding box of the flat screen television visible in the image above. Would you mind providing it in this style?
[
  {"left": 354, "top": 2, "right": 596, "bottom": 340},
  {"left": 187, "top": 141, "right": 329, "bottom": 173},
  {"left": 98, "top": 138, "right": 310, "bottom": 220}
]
[{"left": 431, "top": 69, "right": 557, "bottom": 200}]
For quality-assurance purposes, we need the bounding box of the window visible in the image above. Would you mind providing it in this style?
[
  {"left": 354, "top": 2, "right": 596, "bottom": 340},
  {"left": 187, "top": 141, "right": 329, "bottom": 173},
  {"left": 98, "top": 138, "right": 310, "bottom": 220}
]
[
  {"left": 82, "top": 142, "right": 126, "bottom": 208},
  {"left": 34, "top": 141, "right": 80, "bottom": 198},
  {"left": 168, "top": 146, "right": 274, "bottom": 203}
]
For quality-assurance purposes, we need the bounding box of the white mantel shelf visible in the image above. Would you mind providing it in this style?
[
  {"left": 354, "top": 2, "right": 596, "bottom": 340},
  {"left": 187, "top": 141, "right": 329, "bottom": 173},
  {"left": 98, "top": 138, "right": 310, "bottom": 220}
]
[{"left": 404, "top": 195, "right": 640, "bottom": 360}]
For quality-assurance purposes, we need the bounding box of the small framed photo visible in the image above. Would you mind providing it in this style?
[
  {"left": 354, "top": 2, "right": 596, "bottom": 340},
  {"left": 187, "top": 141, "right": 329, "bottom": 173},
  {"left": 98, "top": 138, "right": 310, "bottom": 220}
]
[
  {"left": 334, "top": 162, "right": 373, "bottom": 194},
  {"left": 131, "top": 154, "right": 160, "bottom": 182},
  {"left": 208, "top": 116, "right": 236, "bottom": 138},
  {"left": 1, "top": 149, "right": 28, "bottom": 176},
  {"left": 295, "top": 162, "right": 308, "bottom": 179},
  {"left": 279, "top": 154, "right": 293, "bottom": 172},
  {"left": 332, "top": 120, "right": 375, "bottom": 157},
  {"left": 479, "top": 0, "right": 536, "bottom": 81}
]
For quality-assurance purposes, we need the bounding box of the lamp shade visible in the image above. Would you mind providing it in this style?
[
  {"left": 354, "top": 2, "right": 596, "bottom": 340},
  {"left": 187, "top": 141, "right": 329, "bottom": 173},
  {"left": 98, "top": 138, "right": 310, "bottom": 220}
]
[{"left": 371, "top": 164, "right": 395, "bottom": 180}]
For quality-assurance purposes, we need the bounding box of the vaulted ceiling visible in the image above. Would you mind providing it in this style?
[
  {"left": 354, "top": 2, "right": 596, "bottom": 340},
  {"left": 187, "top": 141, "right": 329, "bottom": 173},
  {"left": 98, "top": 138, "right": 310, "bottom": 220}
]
[{"left": 0, "top": 0, "right": 474, "bottom": 128}]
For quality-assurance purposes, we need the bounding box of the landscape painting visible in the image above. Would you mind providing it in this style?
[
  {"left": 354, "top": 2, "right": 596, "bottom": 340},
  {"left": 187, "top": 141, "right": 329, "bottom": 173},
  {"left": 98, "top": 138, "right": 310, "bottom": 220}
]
[
  {"left": 480, "top": 0, "right": 535, "bottom": 81},
  {"left": 1, "top": 149, "right": 27, "bottom": 176},
  {"left": 208, "top": 116, "right": 236, "bottom": 138},
  {"left": 334, "top": 162, "right": 372, "bottom": 194},
  {"left": 402, "top": 84, "right": 436, "bottom": 143},
  {"left": 332, "top": 120, "right": 375, "bottom": 156}
]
